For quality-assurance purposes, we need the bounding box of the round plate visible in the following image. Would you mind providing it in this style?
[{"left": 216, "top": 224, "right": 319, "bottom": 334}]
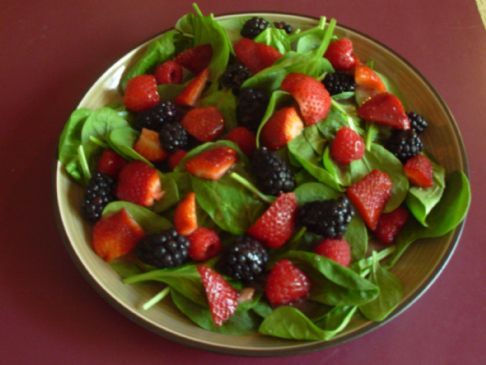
[{"left": 55, "top": 12, "right": 468, "bottom": 356}]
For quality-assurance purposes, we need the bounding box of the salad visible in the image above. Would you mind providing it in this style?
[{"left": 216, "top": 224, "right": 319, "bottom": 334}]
[{"left": 57, "top": 4, "right": 471, "bottom": 341}]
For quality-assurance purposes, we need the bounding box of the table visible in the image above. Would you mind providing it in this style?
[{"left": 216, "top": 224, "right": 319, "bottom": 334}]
[{"left": 1, "top": 0, "right": 484, "bottom": 363}]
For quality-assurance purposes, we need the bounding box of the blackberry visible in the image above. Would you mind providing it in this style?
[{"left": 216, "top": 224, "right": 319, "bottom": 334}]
[
  {"left": 136, "top": 229, "right": 189, "bottom": 268},
  {"left": 220, "top": 236, "right": 268, "bottom": 283},
  {"left": 133, "top": 101, "right": 179, "bottom": 131},
  {"left": 251, "top": 147, "right": 295, "bottom": 195},
  {"left": 273, "top": 21, "right": 293, "bottom": 34},
  {"left": 407, "top": 112, "right": 428, "bottom": 134},
  {"left": 298, "top": 197, "right": 354, "bottom": 238},
  {"left": 323, "top": 71, "right": 356, "bottom": 95},
  {"left": 236, "top": 88, "right": 269, "bottom": 131},
  {"left": 241, "top": 17, "right": 270, "bottom": 39},
  {"left": 386, "top": 130, "right": 423, "bottom": 163},
  {"left": 82, "top": 172, "right": 115, "bottom": 222},
  {"left": 158, "top": 122, "right": 189, "bottom": 152},
  {"left": 220, "top": 63, "right": 252, "bottom": 94}
]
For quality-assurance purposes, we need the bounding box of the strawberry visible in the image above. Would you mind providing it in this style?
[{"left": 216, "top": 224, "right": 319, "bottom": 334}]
[
  {"left": 168, "top": 149, "right": 187, "bottom": 170},
  {"left": 123, "top": 75, "right": 160, "bottom": 112},
  {"left": 116, "top": 161, "right": 163, "bottom": 206},
  {"left": 197, "top": 265, "right": 239, "bottom": 326},
  {"left": 314, "top": 238, "right": 351, "bottom": 267},
  {"left": 185, "top": 146, "right": 238, "bottom": 180},
  {"left": 133, "top": 128, "right": 167, "bottom": 162},
  {"left": 265, "top": 259, "right": 310, "bottom": 306},
  {"left": 92, "top": 208, "right": 144, "bottom": 261},
  {"left": 97, "top": 149, "right": 127, "bottom": 178},
  {"left": 175, "top": 68, "right": 209, "bottom": 106},
  {"left": 224, "top": 127, "right": 256, "bottom": 156},
  {"left": 247, "top": 192, "right": 298, "bottom": 249},
  {"left": 346, "top": 170, "right": 393, "bottom": 230},
  {"left": 354, "top": 63, "right": 386, "bottom": 93},
  {"left": 404, "top": 154, "right": 434, "bottom": 187},
  {"left": 324, "top": 38, "right": 357, "bottom": 72},
  {"left": 175, "top": 44, "right": 212, "bottom": 74},
  {"left": 181, "top": 106, "right": 225, "bottom": 142},
  {"left": 330, "top": 127, "right": 365, "bottom": 164},
  {"left": 261, "top": 106, "right": 304, "bottom": 150},
  {"left": 174, "top": 192, "right": 198, "bottom": 236},
  {"left": 358, "top": 92, "right": 411, "bottom": 130},
  {"left": 154, "top": 60, "right": 183, "bottom": 84},
  {"left": 234, "top": 38, "right": 282, "bottom": 74},
  {"left": 188, "top": 227, "right": 222, "bottom": 261},
  {"left": 374, "top": 207, "right": 409, "bottom": 244},
  {"left": 281, "top": 73, "right": 331, "bottom": 126}
]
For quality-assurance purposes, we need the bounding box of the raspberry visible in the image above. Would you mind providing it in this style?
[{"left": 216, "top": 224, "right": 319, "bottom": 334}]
[
  {"left": 265, "top": 260, "right": 310, "bottom": 306},
  {"left": 241, "top": 17, "right": 270, "bottom": 39},
  {"left": 251, "top": 147, "right": 295, "bottom": 195},
  {"left": 83, "top": 172, "right": 115, "bottom": 222},
  {"left": 133, "top": 100, "right": 179, "bottom": 131},
  {"left": 188, "top": 227, "right": 222, "bottom": 261},
  {"left": 135, "top": 229, "right": 189, "bottom": 268},
  {"left": 314, "top": 238, "right": 351, "bottom": 266}
]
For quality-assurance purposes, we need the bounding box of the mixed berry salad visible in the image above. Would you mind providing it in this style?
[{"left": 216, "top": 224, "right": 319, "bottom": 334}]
[{"left": 58, "top": 4, "right": 471, "bottom": 341}]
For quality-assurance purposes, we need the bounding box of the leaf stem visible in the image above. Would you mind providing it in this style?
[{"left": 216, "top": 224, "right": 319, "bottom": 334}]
[
  {"left": 142, "top": 287, "right": 170, "bottom": 310},
  {"left": 229, "top": 172, "right": 275, "bottom": 204}
]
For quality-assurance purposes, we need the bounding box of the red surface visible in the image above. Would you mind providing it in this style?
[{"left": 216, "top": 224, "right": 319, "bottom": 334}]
[{"left": 1, "top": 0, "right": 485, "bottom": 363}]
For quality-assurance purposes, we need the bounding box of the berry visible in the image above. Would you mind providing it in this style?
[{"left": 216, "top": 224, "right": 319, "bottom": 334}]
[
  {"left": 234, "top": 38, "right": 282, "bottom": 74},
  {"left": 158, "top": 122, "right": 189, "bottom": 152},
  {"left": 330, "top": 127, "right": 365, "bottom": 165},
  {"left": 374, "top": 207, "right": 409, "bottom": 244},
  {"left": 198, "top": 265, "right": 239, "bottom": 326},
  {"left": 224, "top": 127, "right": 256, "bottom": 156},
  {"left": 273, "top": 21, "right": 293, "bottom": 34},
  {"left": 175, "top": 44, "right": 212, "bottom": 74},
  {"left": 324, "top": 38, "right": 357, "bottom": 72},
  {"left": 281, "top": 73, "right": 331, "bottom": 126},
  {"left": 123, "top": 75, "right": 160, "bottom": 112},
  {"left": 97, "top": 149, "right": 127, "bottom": 178},
  {"left": 297, "top": 196, "right": 354, "bottom": 238},
  {"left": 168, "top": 149, "right": 187, "bottom": 170},
  {"left": 220, "top": 236, "right": 269, "bottom": 283},
  {"left": 220, "top": 63, "right": 252, "bottom": 94},
  {"left": 188, "top": 227, "right": 222, "bottom": 261},
  {"left": 407, "top": 112, "right": 429, "bottom": 134},
  {"left": 185, "top": 146, "right": 238, "bottom": 180},
  {"left": 181, "top": 106, "right": 225, "bottom": 142},
  {"left": 154, "top": 60, "right": 183, "bottom": 84},
  {"left": 136, "top": 228, "right": 189, "bottom": 268},
  {"left": 251, "top": 147, "right": 296, "bottom": 196},
  {"left": 261, "top": 106, "right": 304, "bottom": 150},
  {"left": 133, "top": 100, "right": 179, "bottom": 131},
  {"left": 116, "top": 161, "right": 163, "bottom": 206},
  {"left": 92, "top": 209, "right": 144, "bottom": 261},
  {"left": 247, "top": 192, "right": 298, "bottom": 249},
  {"left": 354, "top": 63, "right": 386, "bottom": 94},
  {"left": 346, "top": 170, "right": 392, "bottom": 230},
  {"left": 236, "top": 88, "right": 269, "bottom": 132},
  {"left": 83, "top": 172, "right": 115, "bottom": 222},
  {"left": 175, "top": 68, "right": 209, "bottom": 106},
  {"left": 314, "top": 238, "right": 351, "bottom": 266},
  {"left": 265, "top": 260, "right": 310, "bottom": 306},
  {"left": 358, "top": 92, "right": 410, "bottom": 130},
  {"left": 404, "top": 154, "right": 433, "bottom": 187},
  {"left": 241, "top": 17, "right": 270, "bottom": 39},
  {"left": 174, "top": 192, "right": 198, "bottom": 236},
  {"left": 133, "top": 128, "right": 167, "bottom": 162},
  {"left": 386, "top": 130, "right": 424, "bottom": 163},
  {"left": 323, "top": 71, "right": 356, "bottom": 95}
]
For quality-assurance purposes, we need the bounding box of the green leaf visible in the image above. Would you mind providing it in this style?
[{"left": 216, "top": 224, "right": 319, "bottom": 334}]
[
  {"left": 107, "top": 127, "right": 152, "bottom": 165},
  {"left": 313, "top": 305, "right": 358, "bottom": 335},
  {"left": 152, "top": 172, "right": 191, "bottom": 213},
  {"left": 344, "top": 215, "right": 368, "bottom": 261},
  {"left": 294, "top": 182, "right": 340, "bottom": 204},
  {"left": 254, "top": 27, "right": 292, "bottom": 54},
  {"left": 157, "top": 83, "right": 187, "bottom": 100}
]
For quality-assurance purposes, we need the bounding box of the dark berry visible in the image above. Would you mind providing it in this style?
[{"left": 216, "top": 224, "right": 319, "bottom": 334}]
[
  {"left": 241, "top": 17, "right": 270, "bottom": 39},
  {"left": 136, "top": 229, "right": 189, "bottom": 268},
  {"left": 323, "top": 71, "right": 356, "bottom": 95},
  {"left": 251, "top": 147, "right": 295, "bottom": 195},
  {"left": 133, "top": 101, "right": 179, "bottom": 131},
  {"left": 236, "top": 88, "right": 269, "bottom": 131},
  {"left": 82, "top": 172, "right": 115, "bottom": 222},
  {"left": 298, "top": 196, "right": 354, "bottom": 238},
  {"left": 407, "top": 112, "right": 428, "bottom": 134},
  {"left": 386, "top": 130, "right": 423, "bottom": 163},
  {"left": 220, "top": 236, "right": 268, "bottom": 283},
  {"left": 273, "top": 21, "right": 293, "bottom": 34},
  {"left": 159, "top": 122, "right": 189, "bottom": 152},
  {"left": 220, "top": 63, "right": 252, "bottom": 94}
]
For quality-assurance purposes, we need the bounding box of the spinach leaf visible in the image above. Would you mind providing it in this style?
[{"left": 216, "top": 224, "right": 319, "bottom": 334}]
[
  {"left": 292, "top": 17, "right": 327, "bottom": 53},
  {"left": 294, "top": 182, "right": 340, "bottom": 204},
  {"left": 109, "top": 259, "right": 143, "bottom": 279},
  {"left": 254, "top": 27, "right": 291, "bottom": 54},
  {"left": 107, "top": 126, "right": 152, "bottom": 165},
  {"left": 200, "top": 89, "right": 237, "bottom": 131},
  {"left": 344, "top": 215, "right": 368, "bottom": 261},
  {"left": 352, "top": 246, "right": 396, "bottom": 273},
  {"left": 364, "top": 124, "right": 379, "bottom": 150},
  {"left": 303, "top": 124, "right": 326, "bottom": 155},
  {"left": 152, "top": 172, "right": 191, "bottom": 213},
  {"left": 255, "top": 90, "right": 291, "bottom": 147},
  {"left": 313, "top": 305, "right": 358, "bottom": 335},
  {"left": 157, "top": 83, "right": 187, "bottom": 100}
]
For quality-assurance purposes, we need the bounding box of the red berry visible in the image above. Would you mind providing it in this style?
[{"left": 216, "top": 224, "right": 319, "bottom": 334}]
[
  {"left": 188, "top": 227, "right": 222, "bottom": 261},
  {"left": 330, "top": 127, "right": 365, "bottom": 164},
  {"left": 374, "top": 207, "right": 409, "bottom": 244},
  {"left": 185, "top": 146, "right": 238, "bottom": 181},
  {"left": 181, "top": 106, "right": 225, "bottom": 142},
  {"left": 265, "top": 259, "right": 310, "bottom": 306},
  {"left": 175, "top": 68, "right": 209, "bottom": 106},
  {"left": 358, "top": 92, "right": 410, "bottom": 130},
  {"left": 404, "top": 154, "right": 434, "bottom": 187},
  {"left": 116, "top": 161, "right": 163, "bottom": 206},
  {"left": 261, "top": 106, "right": 304, "bottom": 150},
  {"left": 154, "top": 60, "right": 183, "bottom": 84},
  {"left": 133, "top": 128, "right": 167, "bottom": 162},
  {"left": 314, "top": 238, "right": 351, "bottom": 266},
  {"left": 97, "top": 149, "right": 127, "bottom": 178},
  {"left": 123, "top": 75, "right": 160, "bottom": 112},
  {"left": 175, "top": 44, "right": 212, "bottom": 74},
  {"left": 167, "top": 149, "right": 187, "bottom": 170},
  {"left": 234, "top": 38, "right": 282, "bottom": 74},
  {"left": 224, "top": 127, "right": 256, "bottom": 156},
  {"left": 174, "top": 192, "right": 198, "bottom": 236},
  {"left": 324, "top": 38, "right": 357, "bottom": 72}
]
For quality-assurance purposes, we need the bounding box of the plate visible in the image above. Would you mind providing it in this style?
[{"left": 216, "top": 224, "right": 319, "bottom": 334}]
[{"left": 54, "top": 12, "right": 468, "bottom": 356}]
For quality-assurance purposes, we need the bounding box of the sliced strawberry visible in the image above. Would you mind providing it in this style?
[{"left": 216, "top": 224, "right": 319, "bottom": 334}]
[
  {"left": 197, "top": 265, "right": 239, "bottom": 326},
  {"left": 281, "top": 73, "right": 331, "bottom": 126},
  {"left": 133, "top": 128, "right": 167, "bottom": 162},
  {"left": 123, "top": 75, "right": 160, "bottom": 112},
  {"left": 97, "top": 149, "right": 127, "bottom": 178},
  {"left": 261, "top": 106, "right": 304, "bottom": 150},
  {"left": 92, "top": 209, "right": 144, "bottom": 261},
  {"left": 188, "top": 227, "right": 222, "bottom": 261},
  {"left": 330, "top": 127, "right": 365, "bottom": 164},
  {"left": 314, "top": 238, "right": 351, "bottom": 267},
  {"left": 374, "top": 207, "right": 409, "bottom": 244},
  {"left": 358, "top": 92, "right": 410, "bottom": 130},
  {"left": 168, "top": 149, "right": 187, "bottom": 170},
  {"left": 116, "top": 161, "right": 163, "bottom": 206},
  {"left": 234, "top": 38, "right": 282, "bottom": 74},
  {"left": 175, "top": 68, "right": 209, "bottom": 107},
  {"left": 224, "top": 127, "right": 256, "bottom": 156},
  {"left": 404, "top": 154, "right": 434, "bottom": 187},
  {"left": 354, "top": 63, "right": 386, "bottom": 93},
  {"left": 174, "top": 192, "right": 198, "bottom": 236},
  {"left": 346, "top": 170, "right": 393, "bottom": 230},
  {"left": 247, "top": 192, "right": 298, "bottom": 249},
  {"left": 265, "top": 259, "right": 310, "bottom": 307},
  {"left": 185, "top": 146, "right": 238, "bottom": 180},
  {"left": 175, "top": 44, "right": 212, "bottom": 74},
  {"left": 154, "top": 60, "right": 183, "bottom": 84},
  {"left": 181, "top": 106, "right": 225, "bottom": 142},
  {"left": 324, "top": 38, "right": 357, "bottom": 72}
]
